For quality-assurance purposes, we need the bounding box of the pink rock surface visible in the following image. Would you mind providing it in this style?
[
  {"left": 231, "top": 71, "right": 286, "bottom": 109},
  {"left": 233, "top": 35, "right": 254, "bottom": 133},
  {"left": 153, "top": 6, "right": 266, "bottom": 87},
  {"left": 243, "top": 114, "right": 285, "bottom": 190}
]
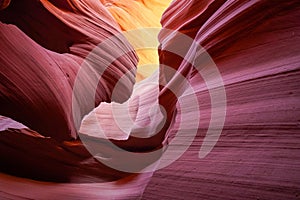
[
  {"left": 143, "top": 0, "right": 300, "bottom": 199},
  {"left": 1, "top": 0, "right": 300, "bottom": 199},
  {"left": 0, "top": 0, "right": 138, "bottom": 140}
]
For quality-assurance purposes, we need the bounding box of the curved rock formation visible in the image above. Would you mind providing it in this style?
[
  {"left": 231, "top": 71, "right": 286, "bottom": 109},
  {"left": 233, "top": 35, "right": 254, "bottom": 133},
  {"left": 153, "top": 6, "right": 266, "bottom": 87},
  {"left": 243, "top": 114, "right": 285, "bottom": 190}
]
[
  {"left": 143, "top": 0, "right": 300, "bottom": 199},
  {"left": 1, "top": 0, "right": 300, "bottom": 199},
  {"left": 0, "top": 0, "right": 138, "bottom": 140}
]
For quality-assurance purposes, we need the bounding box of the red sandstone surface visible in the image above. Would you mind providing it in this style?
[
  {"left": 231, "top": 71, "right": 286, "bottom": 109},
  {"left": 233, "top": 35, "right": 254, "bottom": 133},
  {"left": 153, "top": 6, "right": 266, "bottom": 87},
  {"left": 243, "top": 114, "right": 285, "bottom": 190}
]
[{"left": 0, "top": 0, "right": 300, "bottom": 199}]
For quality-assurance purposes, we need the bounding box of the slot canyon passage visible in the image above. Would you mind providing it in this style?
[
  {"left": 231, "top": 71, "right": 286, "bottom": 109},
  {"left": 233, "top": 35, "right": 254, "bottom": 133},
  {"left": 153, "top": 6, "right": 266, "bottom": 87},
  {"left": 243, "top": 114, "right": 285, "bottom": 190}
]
[{"left": 0, "top": 0, "right": 300, "bottom": 199}]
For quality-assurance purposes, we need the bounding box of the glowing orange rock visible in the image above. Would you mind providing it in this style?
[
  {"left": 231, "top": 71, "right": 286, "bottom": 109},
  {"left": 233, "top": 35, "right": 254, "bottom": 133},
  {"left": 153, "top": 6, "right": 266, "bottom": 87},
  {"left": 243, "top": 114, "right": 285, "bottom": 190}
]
[{"left": 101, "top": 0, "right": 172, "bottom": 81}]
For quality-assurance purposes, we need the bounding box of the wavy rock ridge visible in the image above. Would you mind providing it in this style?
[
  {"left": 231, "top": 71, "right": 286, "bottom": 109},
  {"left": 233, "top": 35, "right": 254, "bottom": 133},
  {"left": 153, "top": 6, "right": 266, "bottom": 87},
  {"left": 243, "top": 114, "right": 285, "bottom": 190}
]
[
  {"left": 0, "top": 0, "right": 138, "bottom": 140},
  {"left": 1, "top": 0, "right": 300, "bottom": 199}
]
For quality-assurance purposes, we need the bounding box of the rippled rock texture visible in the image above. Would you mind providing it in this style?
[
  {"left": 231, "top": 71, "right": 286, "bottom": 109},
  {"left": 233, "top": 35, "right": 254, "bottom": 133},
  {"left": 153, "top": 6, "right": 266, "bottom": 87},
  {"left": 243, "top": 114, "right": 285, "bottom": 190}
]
[
  {"left": 0, "top": 0, "right": 138, "bottom": 140},
  {"left": 1, "top": 0, "right": 300, "bottom": 199},
  {"left": 144, "top": 0, "right": 300, "bottom": 199}
]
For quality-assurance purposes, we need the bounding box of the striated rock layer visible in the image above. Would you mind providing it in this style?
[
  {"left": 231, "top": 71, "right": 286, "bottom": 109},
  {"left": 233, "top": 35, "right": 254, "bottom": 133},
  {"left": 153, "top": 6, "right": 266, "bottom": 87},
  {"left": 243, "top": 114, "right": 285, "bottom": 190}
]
[
  {"left": 143, "top": 0, "right": 300, "bottom": 199},
  {"left": 1, "top": 0, "right": 300, "bottom": 199},
  {"left": 0, "top": 0, "right": 138, "bottom": 140}
]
